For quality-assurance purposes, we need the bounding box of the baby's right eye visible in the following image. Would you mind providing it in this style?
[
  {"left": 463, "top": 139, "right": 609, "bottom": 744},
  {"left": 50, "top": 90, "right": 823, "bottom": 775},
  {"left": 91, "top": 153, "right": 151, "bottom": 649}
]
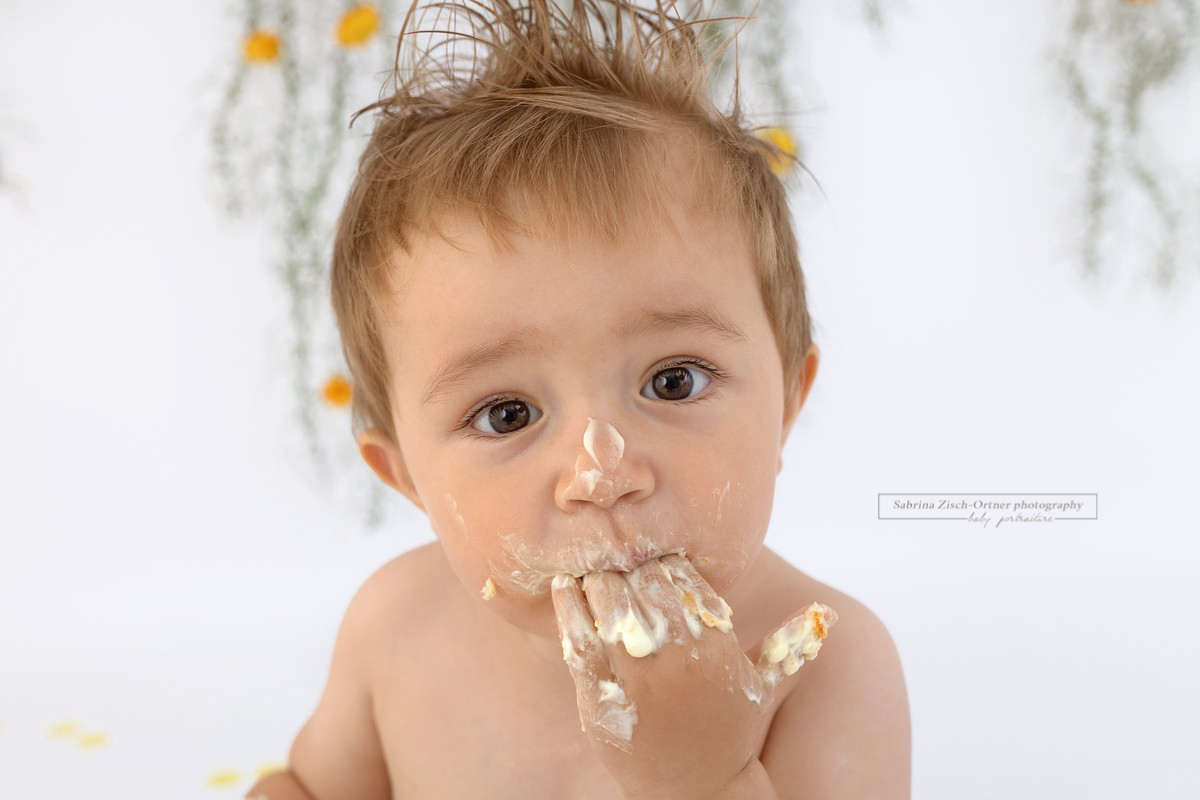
[{"left": 467, "top": 396, "right": 542, "bottom": 437}]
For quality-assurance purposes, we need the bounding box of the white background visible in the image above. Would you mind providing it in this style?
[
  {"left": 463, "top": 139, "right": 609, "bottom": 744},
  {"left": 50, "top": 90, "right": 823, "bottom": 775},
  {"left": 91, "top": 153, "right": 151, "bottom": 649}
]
[{"left": 1, "top": 1, "right": 1198, "bottom": 798}]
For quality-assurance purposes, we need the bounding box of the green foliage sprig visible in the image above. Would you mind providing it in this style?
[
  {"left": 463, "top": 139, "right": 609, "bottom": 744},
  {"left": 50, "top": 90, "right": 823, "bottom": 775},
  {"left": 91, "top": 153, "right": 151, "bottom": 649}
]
[
  {"left": 1055, "top": 0, "right": 1199, "bottom": 287},
  {"left": 210, "top": 1, "right": 401, "bottom": 527}
]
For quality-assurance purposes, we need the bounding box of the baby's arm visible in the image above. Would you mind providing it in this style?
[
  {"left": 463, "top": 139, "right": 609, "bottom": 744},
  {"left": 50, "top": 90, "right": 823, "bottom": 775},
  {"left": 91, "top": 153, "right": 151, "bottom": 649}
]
[
  {"left": 760, "top": 597, "right": 911, "bottom": 797},
  {"left": 245, "top": 571, "right": 393, "bottom": 800},
  {"left": 244, "top": 770, "right": 317, "bottom": 800}
]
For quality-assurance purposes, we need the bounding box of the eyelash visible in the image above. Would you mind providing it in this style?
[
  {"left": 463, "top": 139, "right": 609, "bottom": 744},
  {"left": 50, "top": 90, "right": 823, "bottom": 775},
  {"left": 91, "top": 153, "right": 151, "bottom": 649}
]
[{"left": 455, "top": 357, "right": 729, "bottom": 440}]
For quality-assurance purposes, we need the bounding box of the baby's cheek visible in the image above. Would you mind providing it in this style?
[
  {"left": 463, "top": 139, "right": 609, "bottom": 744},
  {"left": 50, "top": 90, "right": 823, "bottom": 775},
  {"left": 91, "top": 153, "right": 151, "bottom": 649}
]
[
  {"left": 442, "top": 547, "right": 495, "bottom": 605},
  {"left": 691, "top": 483, "right": 771, "bottom": 592},
  {"left": 434, "top": 491, "right": 520, "bottom": 595},
  {"left": 686, "top": 547, "right": 754, "bottom": 597}
]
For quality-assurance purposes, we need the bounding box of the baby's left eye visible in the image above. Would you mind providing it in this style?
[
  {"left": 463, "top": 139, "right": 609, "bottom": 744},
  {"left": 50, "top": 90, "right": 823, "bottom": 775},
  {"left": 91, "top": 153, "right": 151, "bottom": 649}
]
[{"left": 641, "top": 363, "right": 712, "bottom": 402}]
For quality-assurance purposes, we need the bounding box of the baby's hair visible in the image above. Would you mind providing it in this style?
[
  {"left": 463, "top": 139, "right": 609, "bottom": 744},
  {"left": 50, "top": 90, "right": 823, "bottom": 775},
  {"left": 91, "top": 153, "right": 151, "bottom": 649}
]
[{"left": 331, "top": 0, "right": 813, "bottom": 445}]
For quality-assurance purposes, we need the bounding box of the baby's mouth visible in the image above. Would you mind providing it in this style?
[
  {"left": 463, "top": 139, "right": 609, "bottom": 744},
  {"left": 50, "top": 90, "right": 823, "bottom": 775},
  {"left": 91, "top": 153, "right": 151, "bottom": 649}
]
[
  {"left": 582, "top": 547, "right": 688, "bottom": 575},
  {"left": 495, "top": 530, "right": 688, "bottom": 595}
]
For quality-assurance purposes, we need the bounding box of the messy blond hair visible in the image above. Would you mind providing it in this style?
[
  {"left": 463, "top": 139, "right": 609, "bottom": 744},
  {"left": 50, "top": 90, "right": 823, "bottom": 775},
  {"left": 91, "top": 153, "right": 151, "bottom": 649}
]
[{"left": 331, "top": 0, "right": 813, "bottom": 445}]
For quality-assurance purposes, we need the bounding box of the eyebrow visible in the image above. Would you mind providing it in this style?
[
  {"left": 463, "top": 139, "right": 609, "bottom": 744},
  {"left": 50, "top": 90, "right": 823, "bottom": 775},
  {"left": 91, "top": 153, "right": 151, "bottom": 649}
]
[{"left": 419, "top": 302, "right": 748, "bottom": 406}]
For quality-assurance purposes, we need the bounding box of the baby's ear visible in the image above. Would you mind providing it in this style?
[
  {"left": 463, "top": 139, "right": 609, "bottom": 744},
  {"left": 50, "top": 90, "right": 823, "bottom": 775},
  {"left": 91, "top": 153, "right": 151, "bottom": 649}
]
[
  {"left": 780, "top": 343, "right": 820, "bottom": 448},
  {"left": 357, "top": 428, "right": 425, "bottom": 512}
]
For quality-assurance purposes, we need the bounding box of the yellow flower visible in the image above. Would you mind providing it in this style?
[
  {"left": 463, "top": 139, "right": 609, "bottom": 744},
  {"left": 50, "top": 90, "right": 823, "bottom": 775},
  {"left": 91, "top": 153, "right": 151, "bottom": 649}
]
[
  {"left": 755, "top": 127, "right": 797, "bottom": 177},
  {"left": 207, "top": 770, "right": 242, "bottom": 789},
  {"left": 244, "top": 30, "right": 280, "bottom": 63},
  {"left": 337, "top": 6, "right": 379, "bottom": 46},
  {"left": 76, "top": 730, "right": 110, "bottom": 750},
  {"left": 322, "top": 374, "right": 353, "bottom": 407},
  {"left": 47, "top": 720, "right": 81, "bottom": 739}
]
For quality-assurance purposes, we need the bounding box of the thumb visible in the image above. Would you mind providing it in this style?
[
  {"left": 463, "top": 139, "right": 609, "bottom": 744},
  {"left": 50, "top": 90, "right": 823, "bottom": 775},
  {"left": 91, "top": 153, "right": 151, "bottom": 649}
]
[{"left": 752, "top": 602, "right": 838, "bottom": 689}]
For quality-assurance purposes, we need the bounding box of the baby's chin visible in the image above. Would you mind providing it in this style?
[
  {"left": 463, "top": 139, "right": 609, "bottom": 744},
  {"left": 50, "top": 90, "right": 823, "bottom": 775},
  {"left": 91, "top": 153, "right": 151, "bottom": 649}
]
[{"left": 473, "top": 586, "right": 561, "bottom": 642}]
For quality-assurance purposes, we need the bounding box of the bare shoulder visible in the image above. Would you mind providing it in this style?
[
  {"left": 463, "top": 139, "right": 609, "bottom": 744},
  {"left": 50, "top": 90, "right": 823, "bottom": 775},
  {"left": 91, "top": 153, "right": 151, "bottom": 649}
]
[
  {"left": 359, "top": 540, "right": 453, "bottom": 600},
  {"left": 350, "top": 541, "right": 457, "bottom": 674},
  {"left": 348, "top": 544, "right": 463, "bottom": 676},
  {"left": 757, "top": 557, "right": 912, "bottom": 798}
]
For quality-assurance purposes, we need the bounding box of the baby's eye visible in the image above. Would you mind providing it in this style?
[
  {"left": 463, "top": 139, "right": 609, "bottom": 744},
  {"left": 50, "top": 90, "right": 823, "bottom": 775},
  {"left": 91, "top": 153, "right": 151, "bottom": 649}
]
[
  {"left": 640, "top": 362, "right": 712, "bottom": 402},
  {"left": 471, "top": 398, "right": 543, "bottom": 437}
]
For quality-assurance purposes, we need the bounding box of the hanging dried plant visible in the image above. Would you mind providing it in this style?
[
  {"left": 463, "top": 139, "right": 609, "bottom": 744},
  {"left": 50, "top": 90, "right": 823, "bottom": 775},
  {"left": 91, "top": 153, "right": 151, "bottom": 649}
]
[
  {"left": 0, "top": 121, "right": 15, "bottom": 202},
  {"left": 1054, "top": 0, "right": 1199, "bottom": 286},
  {"left": 209, "top": 0, "right": 401, "bottom": 526},
  {"left": 860, "top": 0, "right": 890, "bottom": 29}
]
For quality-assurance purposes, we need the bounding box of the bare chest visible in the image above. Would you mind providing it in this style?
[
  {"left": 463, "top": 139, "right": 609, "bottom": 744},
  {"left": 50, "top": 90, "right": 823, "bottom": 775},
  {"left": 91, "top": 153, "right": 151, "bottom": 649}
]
[
  {"left": 374, "top": 642, "right": 627, "bottom": 799},
  {"left": 372, "top": 631, "right": 792, "bottom": 800},
  {"left": 369, "top": 552, "right": 808, "bottom": 799}
]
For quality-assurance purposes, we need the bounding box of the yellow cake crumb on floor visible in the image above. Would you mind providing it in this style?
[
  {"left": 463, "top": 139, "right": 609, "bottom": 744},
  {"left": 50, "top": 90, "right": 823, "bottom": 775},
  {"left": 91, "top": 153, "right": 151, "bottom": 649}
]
[
  {"left": 48, "top": 720, "right": 81, "bottom": 739},
  {"left": 76, "top": 730, "right": 110, "bottom": 749},
  {"left": 207, "top": 769, "right": 242, "bottom": 788},
  {"left": 256, "top": 762, "right": 288, "bottom": 778}
]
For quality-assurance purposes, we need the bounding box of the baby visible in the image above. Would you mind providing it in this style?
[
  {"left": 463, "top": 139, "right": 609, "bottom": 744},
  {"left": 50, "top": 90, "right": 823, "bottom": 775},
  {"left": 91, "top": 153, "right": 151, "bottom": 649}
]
[{"left": 248, "top": 1, "right": 910, "bottom": 798}]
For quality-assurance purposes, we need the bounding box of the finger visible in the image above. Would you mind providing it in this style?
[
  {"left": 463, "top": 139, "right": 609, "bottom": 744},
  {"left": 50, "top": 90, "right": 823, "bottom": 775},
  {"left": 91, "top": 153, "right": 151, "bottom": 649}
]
[
  {"left": 551, "top": 574, "right": 638, "bottom": 751},
  {"left": 590, "top": 676, "right": 639, "bottom": 753},
  {"left": 659, "top": 553, "right": 734, "bottom": 635},
  {"left": 551, "top": 574, "right": 610, "bottom": 685},
  {"left": 623, "top": 558, "right": 694, "bottom": 647},
  {"left": 754, "top": 602, "right": 839, "bottom": 687},
  {"left": 740, "top": 657, "right": 778, "bottom": 709},
  {"left": 623, "top": 559, "right": 764, "bottom": 708},
  {"left": 581, "top": 570, "right": 665, "bottom": 659}
]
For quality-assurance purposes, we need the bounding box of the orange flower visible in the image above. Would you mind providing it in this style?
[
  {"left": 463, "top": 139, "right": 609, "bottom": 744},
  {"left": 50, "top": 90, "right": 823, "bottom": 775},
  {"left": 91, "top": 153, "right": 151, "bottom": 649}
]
[
  {"left": 243, "top": 30, "right": 280, "bottom": 63},
  {"left": 755, "top": 127, "right": 797, "bottom": 177},
  {"left": 337, "top": 6, "right": 379, "bottom": 46},
  {"left": 322, "top": 374, "right": 353, "bottom": 407}
]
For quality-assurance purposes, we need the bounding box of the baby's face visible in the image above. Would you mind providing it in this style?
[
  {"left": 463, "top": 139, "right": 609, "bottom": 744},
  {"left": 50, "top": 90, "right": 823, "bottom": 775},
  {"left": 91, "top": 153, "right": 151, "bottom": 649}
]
[{"left": 370, "top": 195, "right": 796, "bottom": 642}]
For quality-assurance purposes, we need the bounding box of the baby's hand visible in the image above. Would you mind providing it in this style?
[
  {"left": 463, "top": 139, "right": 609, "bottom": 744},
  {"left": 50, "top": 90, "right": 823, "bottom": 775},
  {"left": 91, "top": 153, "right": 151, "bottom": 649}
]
[{"left": 550, "top": 554, "right": 836, "bottom": 800}]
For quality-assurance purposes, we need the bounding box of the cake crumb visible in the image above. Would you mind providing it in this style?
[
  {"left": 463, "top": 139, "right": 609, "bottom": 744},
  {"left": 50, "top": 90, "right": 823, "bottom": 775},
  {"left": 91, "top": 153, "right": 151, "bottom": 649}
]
[{"left": 480, "top": 577, "right": 497, "bottom": 601}]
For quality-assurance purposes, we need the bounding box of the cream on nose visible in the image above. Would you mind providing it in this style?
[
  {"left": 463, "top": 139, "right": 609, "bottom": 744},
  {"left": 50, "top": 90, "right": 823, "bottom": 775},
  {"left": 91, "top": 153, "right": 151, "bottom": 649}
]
[
  {"left": 583, "top": 417, "right": 625, "bottom": 474},
  {"left": 565, "top": 417, "right": 627, "bottom": 505}
]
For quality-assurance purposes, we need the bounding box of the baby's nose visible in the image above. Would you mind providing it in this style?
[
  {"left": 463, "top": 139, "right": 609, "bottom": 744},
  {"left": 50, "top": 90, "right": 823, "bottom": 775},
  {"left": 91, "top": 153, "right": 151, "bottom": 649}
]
[{"left": 555, "top": 417, "right": 652, "bottom": 511}]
